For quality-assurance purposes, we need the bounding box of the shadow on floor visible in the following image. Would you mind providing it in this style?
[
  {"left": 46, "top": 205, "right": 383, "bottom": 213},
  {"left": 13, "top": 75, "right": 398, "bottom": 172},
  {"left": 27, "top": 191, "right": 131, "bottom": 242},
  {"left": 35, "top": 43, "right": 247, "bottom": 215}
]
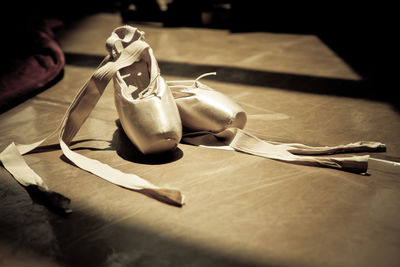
[
  {"left": 111, "top": 119, "right": 184, "bottom": 165},
  {"left": 121, "top": 2, "right": 393, "bottom": 108},
  {"left": 0, "top": 168, "right": 278, "bottom": 267},
  {"left": 65, "top": 52, "right": 398, "bottom": 108},
  {"left": 50, "top": 120, "right": 184, "bottom": 165}
]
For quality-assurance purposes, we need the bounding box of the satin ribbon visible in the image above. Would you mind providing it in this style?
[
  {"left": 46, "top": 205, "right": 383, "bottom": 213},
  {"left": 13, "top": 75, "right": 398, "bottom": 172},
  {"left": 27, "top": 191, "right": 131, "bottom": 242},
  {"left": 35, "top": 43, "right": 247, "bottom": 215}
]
[
  {"left": 182, "top": 128, "right": 387, "bottom": 174},
  {"left": 0, "top": 26, "right": 395, "bottom": 214},
  {"left": 0, "top": 27, "right": 184, "bottom": 213},
  {"left": 168, "top": 73, "right": 388, "bottom": 174}
]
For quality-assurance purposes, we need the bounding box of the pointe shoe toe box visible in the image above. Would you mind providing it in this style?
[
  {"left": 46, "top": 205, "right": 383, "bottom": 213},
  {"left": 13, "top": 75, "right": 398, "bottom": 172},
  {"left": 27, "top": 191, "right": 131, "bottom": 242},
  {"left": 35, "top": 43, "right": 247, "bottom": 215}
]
[
  {"left": 115, "top": 77, "right": 182, "bottom": 154},
  {"left": 174, "top": 85, "right": 247, "bottom": 133}
]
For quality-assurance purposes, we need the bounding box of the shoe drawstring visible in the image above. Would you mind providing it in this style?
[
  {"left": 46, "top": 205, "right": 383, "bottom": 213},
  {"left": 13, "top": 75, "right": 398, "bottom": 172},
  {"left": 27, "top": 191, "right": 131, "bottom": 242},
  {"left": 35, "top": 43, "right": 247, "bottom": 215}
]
[
  {"left": 194, "top": 72, "right": 216, "bottom": 88},
  {"left": 195, "top": 72, "right": 217, "bottom": 82},
  {"left": 138, "top": 44, "right": 161, "bottom": 99},
  {"left": 138, "top": 73, "right": 160, "bottom": 99},
  {"left": 168, "top": 72, "right": 217, "bottom": 90}
]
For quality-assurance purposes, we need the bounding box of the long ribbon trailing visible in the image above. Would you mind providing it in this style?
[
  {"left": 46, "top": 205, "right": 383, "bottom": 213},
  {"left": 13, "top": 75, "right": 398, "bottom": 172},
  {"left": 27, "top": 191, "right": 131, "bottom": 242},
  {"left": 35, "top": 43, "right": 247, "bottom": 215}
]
[
  {"left": 1, "top": 27, "right": 396, "bottom": 214},
  {"left": 182, "top": 128, "right": 386, "bottom": 174},
  {"left": 0, "top": 29, "right": 184, "bottom": 213},
  {"left": 171, "top": 73, "right": 389, "bottom": 174}
]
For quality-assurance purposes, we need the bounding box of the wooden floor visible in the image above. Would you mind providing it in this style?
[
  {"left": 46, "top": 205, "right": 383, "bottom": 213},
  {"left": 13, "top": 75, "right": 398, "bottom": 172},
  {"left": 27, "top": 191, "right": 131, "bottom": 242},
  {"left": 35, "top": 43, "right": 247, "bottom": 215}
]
[{"left": 1, "top": 13, "right": 399, "bottom": 267}]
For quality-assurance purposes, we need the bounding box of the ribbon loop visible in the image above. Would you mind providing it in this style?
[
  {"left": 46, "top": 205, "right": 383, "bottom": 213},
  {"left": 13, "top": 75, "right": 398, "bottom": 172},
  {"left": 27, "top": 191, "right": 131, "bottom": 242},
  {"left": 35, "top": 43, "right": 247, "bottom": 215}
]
[{"left": 0, "top": 26, "right": 185, "bottom": 213}]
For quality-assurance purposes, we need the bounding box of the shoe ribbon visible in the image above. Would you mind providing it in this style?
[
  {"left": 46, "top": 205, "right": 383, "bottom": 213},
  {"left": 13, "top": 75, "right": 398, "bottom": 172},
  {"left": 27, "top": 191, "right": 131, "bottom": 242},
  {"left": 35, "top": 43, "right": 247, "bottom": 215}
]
[
  {"left": 0, "top": 26, "right": 184, "bottom": 214},
  {"left": 172, "top": 73, "right": 389, "bottom": 174}
]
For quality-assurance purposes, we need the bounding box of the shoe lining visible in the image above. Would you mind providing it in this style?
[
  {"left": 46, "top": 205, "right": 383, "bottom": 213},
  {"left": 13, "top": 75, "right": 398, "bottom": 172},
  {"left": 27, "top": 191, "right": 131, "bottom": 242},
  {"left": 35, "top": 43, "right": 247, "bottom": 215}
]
[{"left": 119, "top": 54, "right": 150, "bottom": 100}]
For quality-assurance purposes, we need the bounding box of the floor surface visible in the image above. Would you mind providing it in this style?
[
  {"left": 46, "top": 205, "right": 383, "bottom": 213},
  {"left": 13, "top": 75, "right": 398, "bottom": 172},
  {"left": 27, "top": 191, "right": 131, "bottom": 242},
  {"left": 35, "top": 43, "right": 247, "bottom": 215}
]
[{"left": 1, "top": 13, "right": 400, "bottom": 267}]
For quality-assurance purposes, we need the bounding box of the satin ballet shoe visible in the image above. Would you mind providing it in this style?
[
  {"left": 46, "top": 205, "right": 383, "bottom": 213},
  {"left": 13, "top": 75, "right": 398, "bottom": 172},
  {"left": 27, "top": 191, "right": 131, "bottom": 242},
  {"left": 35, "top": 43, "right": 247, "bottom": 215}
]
[
  {"left": 167, "top": 73, "right": 387, "bottom": 174},
  {"left": 108, "top": 26, "right": 182, "bottom": 154},
  {"left": 167, "top": 72, "right": 247, "bottom": 133},
  {"left": 0, "top": 25, "right": 188, "bottom": 211}
]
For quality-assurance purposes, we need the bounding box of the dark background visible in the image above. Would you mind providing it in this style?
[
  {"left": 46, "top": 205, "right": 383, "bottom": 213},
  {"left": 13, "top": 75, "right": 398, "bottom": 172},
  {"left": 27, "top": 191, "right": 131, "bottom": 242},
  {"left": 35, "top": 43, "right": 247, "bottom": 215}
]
[{"left": 0, "top": 1, "right": 395, "bottom": 111}]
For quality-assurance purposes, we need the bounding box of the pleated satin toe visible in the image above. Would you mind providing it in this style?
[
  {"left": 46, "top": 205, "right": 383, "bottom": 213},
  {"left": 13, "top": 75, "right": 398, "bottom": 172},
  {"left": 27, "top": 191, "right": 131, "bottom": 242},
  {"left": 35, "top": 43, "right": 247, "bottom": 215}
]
[{"left": 167, "top": 73, "right": 247, "bottom": 133}]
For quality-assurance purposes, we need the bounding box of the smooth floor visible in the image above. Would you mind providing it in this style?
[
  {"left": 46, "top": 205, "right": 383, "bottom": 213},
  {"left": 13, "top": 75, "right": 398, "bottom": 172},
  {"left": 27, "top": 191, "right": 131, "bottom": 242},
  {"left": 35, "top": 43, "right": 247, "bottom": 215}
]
[{"left": 1, "top": 13, "right": 400, "bottom": 267}]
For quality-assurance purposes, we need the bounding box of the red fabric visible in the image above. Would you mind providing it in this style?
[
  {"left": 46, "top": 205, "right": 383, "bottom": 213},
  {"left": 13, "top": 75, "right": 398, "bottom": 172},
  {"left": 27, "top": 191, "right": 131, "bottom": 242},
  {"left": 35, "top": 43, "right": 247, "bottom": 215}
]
[{"left": 0, "top": 20, "right": 65, "bottom": 113}]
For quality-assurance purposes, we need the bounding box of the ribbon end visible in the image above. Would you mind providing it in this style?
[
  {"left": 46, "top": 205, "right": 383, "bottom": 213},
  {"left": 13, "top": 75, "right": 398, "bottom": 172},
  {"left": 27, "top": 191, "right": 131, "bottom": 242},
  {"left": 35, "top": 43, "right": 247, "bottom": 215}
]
[
  {"left": 140, "top": 188, "right": 185, "bottom": 207},
  {"left": 331, "top": 155, "right": 370, "bottom": 174},
  {"left": 26, "top": 185, "right": 72, "bottom": 215}
]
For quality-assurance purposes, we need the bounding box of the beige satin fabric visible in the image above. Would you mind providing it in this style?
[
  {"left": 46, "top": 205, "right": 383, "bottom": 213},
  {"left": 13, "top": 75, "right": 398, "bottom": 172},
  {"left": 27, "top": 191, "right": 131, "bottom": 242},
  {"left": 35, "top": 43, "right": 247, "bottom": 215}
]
[
  {"left": 111, "top": 26, "right": 182, "bottom": 154},
  {"left": 0, "top": 26, "right": 184, "bottom": 212},
  {"left": 0, "top": 25, "right": 392, "bottom": 215},
  {"left": 115, "top": 75, "right": 182, "bottom": 154},
  {"left": 168, "top": 75, "right": 387, "bottom": 174},
  {"left": 169, "top": 74, "right": 247, "bottom": 133}
]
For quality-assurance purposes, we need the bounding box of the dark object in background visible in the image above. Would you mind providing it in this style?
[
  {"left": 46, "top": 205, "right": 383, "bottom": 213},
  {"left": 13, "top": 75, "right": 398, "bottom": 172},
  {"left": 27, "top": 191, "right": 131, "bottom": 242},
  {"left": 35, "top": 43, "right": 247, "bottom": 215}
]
[
  {"left": 120, "top": 0, "right": 164, "bottom": 23},
  {"left": 120, "top": 0, "right": 232, "bottom": 28},
  {"left": 0, "top": 1, "right": 394, "bottom": 111},
  {"left": 0, "top": 19, "right": 65, "bottom": 113},
  {"left": 0, "top": 3, "right": 65, "bottom": 113},
  {"left": 0, "top": 1, "right": 114, "bottom": 113}
]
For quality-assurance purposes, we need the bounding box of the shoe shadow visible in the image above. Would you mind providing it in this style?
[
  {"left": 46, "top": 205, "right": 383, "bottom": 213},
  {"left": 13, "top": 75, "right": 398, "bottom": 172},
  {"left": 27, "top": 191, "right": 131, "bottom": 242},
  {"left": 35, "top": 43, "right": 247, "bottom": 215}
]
[
  {"left": 57, "top": 120, "right": 184, "bottom": 208},
  {"left": 58, "top": 120, "right": 183, "bottom": 166},
  {"left": 57, "top": 119, "right": 183, "bottom": 172},
  {"left": 111, "top": 119, "right": 183, "bottom": 165}
]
